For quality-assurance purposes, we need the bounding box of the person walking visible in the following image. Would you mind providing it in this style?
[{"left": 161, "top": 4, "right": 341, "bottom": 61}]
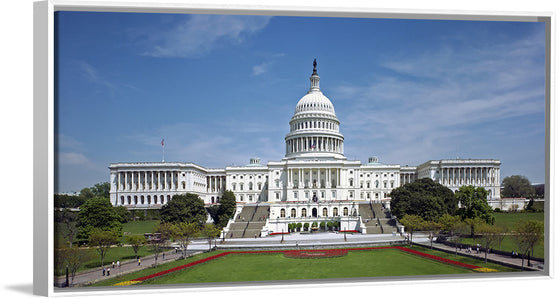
[
  {"left": 116, "top": 260, "right": 120, "bottom": 268},
  {"left": 107, "top": 268, "right": 110, "bottom": 276},
  {"left": 138, "top": 258, "right": 141, "bottom": 266},
  {"left": 102, "top": 267, "right": 106, "bottom": 276}
]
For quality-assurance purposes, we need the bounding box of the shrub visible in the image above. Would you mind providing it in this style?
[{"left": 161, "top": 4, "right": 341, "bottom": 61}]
[
  {"left": 297, "top": 223, "right": 302, "bottom": 232},
  {"left": 304, "top": 223, "right": 310, "bottom": 231}
]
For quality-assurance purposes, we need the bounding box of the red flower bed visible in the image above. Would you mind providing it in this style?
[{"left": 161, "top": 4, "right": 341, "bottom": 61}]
[
  {"left": 127, "top": 246, "right": 482, "bottom": 283},
  {"left": 284, "top": 249, "right": 348, "bottom": 259}
]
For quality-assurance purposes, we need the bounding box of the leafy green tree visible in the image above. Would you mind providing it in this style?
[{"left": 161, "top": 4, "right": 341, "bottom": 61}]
[
  {"left": 502, "top": 175, "right": 535, "bottom": 198},
  {"left": 88, "top": 229, "right": 121, "bottom": 267},
  {"left": 56, "top": 246, "right": 94, "bottom": 286},
  {"left": 399, "top": 214, "right": 425, "bottom": 247},
  {"left": 423, "top": 220, "right": 443, "bottom": 249},
  {"left": 455, "top": 185, "right": 494, "bottom": 225},
  {"left": 160, "top": 193, "right": 207, "bottom": 224},
  {"left": 464, "top": 217, "right": 486, "bottom": 239},
  {"left": 114, "top": 205, "right": 130, "bottom": 223},
  {"left": 79, "top": 187, "right": 94, "bottom": 201},
  {"left": 438, "top": 214, "right": 468, "bottom": 255},
  {"left": 91, "top": 182, "right": 111, "bottom": 198},
  {"left": 202, "top": 224, "right": 222, "bottom": 251},
  {"left": 514, "top": 220, "right": 544, "bottom": 269},
  {"left": 207, "top": 190, "right": 237, "bottom": 227},
  {"left": 390, "top": 178, "right": 457, "bottom": 222},
  {"left": 55, "top": 208, "right": 78, "bottom": 247},
  {"left": 152, "top": 222, "right": 173, "bottom": 266},
  {"left": 124, "top": 235, "right": 146, "bottom": 260},
  {"left": 173, "top": 222, "right": 200, "bottom": 258},
  {"left": 477, "top": 223, "right": 500, "bottom": 263},
  {"left": 78, "top": 197, "right": 122, "bottom": 239},
  {"left": 304, "top": 223, "right": 310, "bottom": 231}
]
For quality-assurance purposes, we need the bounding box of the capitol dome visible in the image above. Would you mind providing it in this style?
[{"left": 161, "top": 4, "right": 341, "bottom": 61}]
[{"left": 284, "top": 60, "right": 345, "bottom": 160}]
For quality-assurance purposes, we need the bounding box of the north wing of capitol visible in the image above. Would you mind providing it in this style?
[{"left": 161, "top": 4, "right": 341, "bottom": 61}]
[{"left": 109, "top": 61, "right": 501, "bottom": 236}]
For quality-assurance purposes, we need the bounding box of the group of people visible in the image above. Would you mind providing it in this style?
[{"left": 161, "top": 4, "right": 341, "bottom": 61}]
[{"left": 102, "top": 260, "right": 120, "bottom": 276}]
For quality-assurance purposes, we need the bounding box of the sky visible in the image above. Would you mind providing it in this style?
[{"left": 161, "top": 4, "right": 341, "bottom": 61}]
[{"left": 54, "top": 11, "right": 547, "bottom": 193}]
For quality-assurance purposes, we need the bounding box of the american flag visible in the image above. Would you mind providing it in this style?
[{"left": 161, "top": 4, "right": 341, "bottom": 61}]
[{"left": 161, "top": 139, "right": 164, "bottom": 146}]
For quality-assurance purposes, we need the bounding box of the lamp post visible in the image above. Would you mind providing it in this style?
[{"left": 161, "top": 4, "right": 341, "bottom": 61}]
[{"left": 281, "top": 228, "right": 284, "bottom": 243}]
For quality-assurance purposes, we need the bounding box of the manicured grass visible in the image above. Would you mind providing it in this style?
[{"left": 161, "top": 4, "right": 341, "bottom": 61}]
[
  {"left": 493, "top": 212, "right": 544, "bottom": 228},
  {"left": 143, "top": 250, "right": 469, "bottom": 284},
  {"left": 122, "top": 220, "right": 159, "bottom": 236},
  {"left": 96, "top": 248, "right": 514, "bottom": 286}
]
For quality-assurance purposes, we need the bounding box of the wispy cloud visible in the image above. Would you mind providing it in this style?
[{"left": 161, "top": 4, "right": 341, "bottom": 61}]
[
  {"left": 335, "top": 29, "right": 545, "bottom": 164},
  {"left": 252, "top": 62, "right": 270, "bottom": 76},
  {"left": 144, "top": 15, "right": 272, "bottom": 58}
]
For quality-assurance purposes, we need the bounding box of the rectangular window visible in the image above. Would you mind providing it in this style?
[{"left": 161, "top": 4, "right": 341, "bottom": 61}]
[{"left": 276, "top": 192, "right": 280, "bottom": 199}]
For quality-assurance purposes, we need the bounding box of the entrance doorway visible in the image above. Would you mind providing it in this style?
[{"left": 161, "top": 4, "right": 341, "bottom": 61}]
[{"left": 312, "top": 208, "right": 317, "bottom": 217}]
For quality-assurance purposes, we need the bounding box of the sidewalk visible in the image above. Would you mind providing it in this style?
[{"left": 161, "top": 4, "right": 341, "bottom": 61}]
[
  {"left": 55, "top": 248, "right": 201, "bottom": 287},
  {"left": 416, "top": 240, "right": 545, "bottom": 271}
]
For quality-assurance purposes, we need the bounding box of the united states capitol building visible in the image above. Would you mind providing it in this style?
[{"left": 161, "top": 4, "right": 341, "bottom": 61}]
[{"left": 109, "top": 61, "right": 501, "bottom": 236}]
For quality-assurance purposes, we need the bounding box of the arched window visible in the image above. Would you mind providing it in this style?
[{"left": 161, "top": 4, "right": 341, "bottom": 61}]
[
  {"left": 134, "top": 196, "right": 138, "bottom": 205},
  {"left": 333, "top": 207, "right": 338, "bottom": 216},
  {"left": 323, "top": 208, "right": 328, "bottom": 217},
  {"left": 343, "top": 207, "right": 348, "bottom": 216},
  {"left": 140, "top": 196, "right": 144, "bottom": 204},
  {"left": 147, "top": 195, "right": 151, "bottom": 204},
  {"left": 127, "top": 196, "right": 131, "bottom": 205},
  {"left": 291, "top": 208, "right": 296, "bottom": 217},
  {"left": 120, "top": 196, "right": 124, "bottom": 205},
  {"left": 301, "top": 208, "right": 307, "bottom": 217},
  {"left": 249, "top": 182, "right": 253, "bottom": 190},
  {"left": 160, "top": 195, "right": 164, "bottom": 204},
  {"left": 280, "top": 209, "right": 286, "bottom": 218}
]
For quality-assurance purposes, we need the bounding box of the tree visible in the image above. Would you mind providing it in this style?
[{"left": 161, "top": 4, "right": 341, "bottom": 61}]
[
  {"left": 55, "top": 209, "right": 78, "bottom": 247},
  {"left": 439, "top": 214, "right": 469, "bottom": 255},
  {"left": 390, "top": 178, "right": 457, "bottom": 222},
  {"left": 455, "top": 185, "right": 494, "bottom": 225},
  {"left": 463, "top": 217, "right": 486, "bottom": 239},
  {"left": 125, "top": 235, "right": 146, "bottom": 260},
  {"left": 202, "top": 224, "right": 221, "bottom": 251},
  {"left": 88, "top": 229, "right": 121, "bottom": 268},
  {"left": 399, "top": 214, "right": 425, "bottom": 247},
  {"left": 114, "top": 205, "right": 131, "bottom": 223},
  {"left": 207, "top": 190, "right": 237, "bottom": 227},
  {"left": 423, "top": 220, "right": 443, "bottom": 249},
  {"left": 477, "top": 223, "right": 500, "bottom": 263},
  {"left": 160, "top": 193, "right": 207, "bottom": 224},
  {"left": 56, "top": 246, "right": 94, "bottom": 287},
  {"left": 91, "top": 182, "right": 111, "bottom": 199},
  {"left": 79, "top": 187, "right": 94, "bottom": 201},
  {"left": 173, "top": 222, "right": 200, "bottom": 258},
  {"left": 78, "top": 197, "right": 122, "bottom": 239},
  {"left": 502, "top": 175, "right": 535, "bottom": 198},
  {"left": 152, "top": 223, "right": 173, "bottom": 266},
  {"left": 513, "top": 220, "right": 544, "bottom": 269}
]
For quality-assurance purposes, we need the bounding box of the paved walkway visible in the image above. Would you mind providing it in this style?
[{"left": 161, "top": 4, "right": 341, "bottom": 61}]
[
  {"left": 55, "top": 232, "right": 544, "bottom": 288},
  {"left": 55, "top": 248, "right": 198, "bottom": 288},
  {"left": 417, "top": 239, "right": 545, "bottom": 271}
]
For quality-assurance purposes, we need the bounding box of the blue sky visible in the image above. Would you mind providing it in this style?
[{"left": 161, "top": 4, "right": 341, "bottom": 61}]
[{"left": 54, "top": 11, "right": 546, "bottom": 193}]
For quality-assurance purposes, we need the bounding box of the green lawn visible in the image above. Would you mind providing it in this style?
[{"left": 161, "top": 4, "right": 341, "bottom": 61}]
[
  {"left": 122, "top": 220, "right": 159, "bottom": 236},
  {"left": 89, "top": 247, "right": 517, "bottom": 287}
]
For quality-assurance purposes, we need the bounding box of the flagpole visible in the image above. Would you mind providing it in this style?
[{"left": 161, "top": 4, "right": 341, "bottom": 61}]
[{"left": 161, "top": 139, "right": 165, "bottom": 162}]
